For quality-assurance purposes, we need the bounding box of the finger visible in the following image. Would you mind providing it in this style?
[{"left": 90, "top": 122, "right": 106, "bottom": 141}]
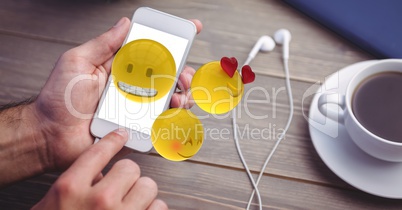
[
  {"left": 95, "top": 159, "right": 140, "bottom": 200},
  {"left": 64, "top": 129, "right": 128, "bottom": 184},
  {"left": 190, "top": 19, "right": 203, "bottom": 34},
  {"left": 147, "top": 199, "right": 168, "bottom": 210},
  {"left": 170, "top": 93, "right": 181, "bottom": 108},
  {"left": 182, "top": 65, "right": 196, "bottom": 77},
  {"left": 92, "top": 172, "right": 104, "bottom": 185},
  {"left": 171, "top": 66, "right": 195, "bottom": 108},
  {"left": 177, "top": 66, "right": 195, "bottom": 91},
  {"left": 123, "top": 177, "right": 158, "bottom": 209},
  {"left": 68, "top": 17, "right": 130, "bottom": 70},
  {"left": 111, "top": 146, "right": 133, "bottom": 161},
  {"left": 170, "top": 90, "right": 194, "bottom": 109}
]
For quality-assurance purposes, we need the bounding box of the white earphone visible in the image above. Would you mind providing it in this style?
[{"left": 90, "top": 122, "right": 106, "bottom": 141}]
[
  {"left": 233, "top": 29, "right": 294, "bottom": 210},
  {"left": 245, "top": 29, "right": 292, "bottom": 65},
  {"left": 247, "top": 35, "right": 276, "bottom": 64},
  {"left": 274, "top": 29, "right": 292, "bottom": 60}
]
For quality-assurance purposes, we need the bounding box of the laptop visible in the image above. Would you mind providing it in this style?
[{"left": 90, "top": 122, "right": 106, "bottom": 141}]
[{"left": 283, "top": 0, "right": 402, "bottom": 58}]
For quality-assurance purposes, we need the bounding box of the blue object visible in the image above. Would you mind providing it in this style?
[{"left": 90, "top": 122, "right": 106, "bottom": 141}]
[{"left": 283, "top": 0, "right": 402, "bottom": 58}]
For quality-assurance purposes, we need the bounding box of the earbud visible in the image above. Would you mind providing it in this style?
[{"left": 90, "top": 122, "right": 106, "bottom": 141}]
[
  {"left": 274, "top": 29, "right": 291, "bottom": 60},
  {"left": 249, "top": 36, "right": 275, "bottom": 58},
  {"left": 246, "top": 36, "right": 275, "bottom": 65}
]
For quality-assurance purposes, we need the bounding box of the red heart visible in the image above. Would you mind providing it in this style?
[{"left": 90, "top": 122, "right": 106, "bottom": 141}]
[
  {"left": 220, "top": 57, "right": 238, "bottom": 78},
  {"left": 241, "top": 65, "right": 255, "bottom": 84}
]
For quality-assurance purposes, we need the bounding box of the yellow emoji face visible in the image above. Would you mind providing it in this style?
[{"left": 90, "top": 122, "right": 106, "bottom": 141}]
[
  {"left": 152, "top": 108, "right": 204, "bottom": 161},
  {"left": 191, "top": 61, "right": 244, "bottom": 114},
  {"left": 112, "top": 39, "right": 176, "bottom": 103}
]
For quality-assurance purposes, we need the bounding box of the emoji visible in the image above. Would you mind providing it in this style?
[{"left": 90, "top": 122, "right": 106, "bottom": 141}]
[
  {"left": 112, "top": 39, "right": 176, "bottom": 103},
  {"left": 191, "top": 57, "right": 255, "bottom": 114},
  {"left": 151, "top": 108, "right": 204, "bottom": 161}
]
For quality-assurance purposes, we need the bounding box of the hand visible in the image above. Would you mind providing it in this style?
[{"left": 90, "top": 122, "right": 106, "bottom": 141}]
[
  {"left": 33, "top": 18, "right": 203, "bottom": 171},
  {"left": 32, "top": 129, "right": 167, "bottom": 210}
]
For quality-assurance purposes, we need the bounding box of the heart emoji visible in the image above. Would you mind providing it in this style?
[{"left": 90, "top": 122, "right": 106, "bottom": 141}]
[
  {"left": 220, "top": 57, "right": 238, "bottom": 78},
  {"left": 241, "top": 65, "right": 255, "bottom": 84}
]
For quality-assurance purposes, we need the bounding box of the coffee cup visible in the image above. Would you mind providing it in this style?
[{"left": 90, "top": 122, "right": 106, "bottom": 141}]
[{"left": 318, "top": 59, "right": 402, "bottom": 162}]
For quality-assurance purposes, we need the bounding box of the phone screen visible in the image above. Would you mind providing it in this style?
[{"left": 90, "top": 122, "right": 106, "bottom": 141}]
[{"left": 97, "top": 23, "right": 189, "bottom": 138}]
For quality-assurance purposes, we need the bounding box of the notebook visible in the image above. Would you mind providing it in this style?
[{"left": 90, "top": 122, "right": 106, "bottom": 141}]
[{"left": 283, "top": 0, "right": 402, "bottom": 58}]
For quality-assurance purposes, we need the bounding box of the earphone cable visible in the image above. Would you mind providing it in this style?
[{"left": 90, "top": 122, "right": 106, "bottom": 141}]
[
  {"left": 231, "top": 55, "right": 263, "bottom": 210},
  {"left": 232, "top": 57, "right": 294, "bottom": 210},
  {"left": 245, "top": 57, "right": 294, "bottom": 210}
]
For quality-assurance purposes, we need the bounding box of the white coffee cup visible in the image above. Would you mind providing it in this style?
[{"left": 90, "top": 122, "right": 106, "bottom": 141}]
[{"left": 318, "top": 59, "right": 402, "bottom": 162}]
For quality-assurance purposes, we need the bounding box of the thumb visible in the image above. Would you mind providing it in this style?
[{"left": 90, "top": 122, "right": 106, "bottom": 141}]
[{"left": 69, "top": 17, "right": 130, "bottom": 67}]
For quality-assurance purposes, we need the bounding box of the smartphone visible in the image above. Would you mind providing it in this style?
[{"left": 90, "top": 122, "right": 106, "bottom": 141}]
[{"left": 90, "top": 7, "right": 197, "bottom": 152}]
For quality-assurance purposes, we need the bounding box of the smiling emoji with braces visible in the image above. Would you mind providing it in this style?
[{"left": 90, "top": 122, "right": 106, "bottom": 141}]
[{"left": 112, "top": 39, "right": 176, "bottom": 103}]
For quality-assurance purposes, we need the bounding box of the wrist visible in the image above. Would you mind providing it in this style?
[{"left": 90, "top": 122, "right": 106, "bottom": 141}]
[
  {"left": 25, "top": 102, "right": 55, "bottom": 172},
  {"left": 0, "top": 100, "right": 53, "bottom": 186}
]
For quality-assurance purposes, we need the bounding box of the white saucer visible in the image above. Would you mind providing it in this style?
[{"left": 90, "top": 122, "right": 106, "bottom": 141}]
[{"left": 308, "top": 60, "right": 402, "bottom": 199}]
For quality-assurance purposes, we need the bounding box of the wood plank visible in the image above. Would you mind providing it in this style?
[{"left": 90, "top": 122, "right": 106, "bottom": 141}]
[
  {"left": 128, "top": 154, "right": 402, "bottom": 209},
  {"left": 3, "top": 154, "right": 402, "bottom": 209},
  {"left": 0, "top": 34, "right": 72, "bottom": 103},
  {"left": 0, "top": 0, "right": 374, "bottom": 84}
]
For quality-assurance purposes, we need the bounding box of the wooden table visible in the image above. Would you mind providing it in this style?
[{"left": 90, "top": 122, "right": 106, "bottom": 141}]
[{"left": 1, "top": 0, "right": 402, "bottom": 209}]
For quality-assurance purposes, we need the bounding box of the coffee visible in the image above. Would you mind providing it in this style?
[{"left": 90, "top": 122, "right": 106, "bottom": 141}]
[{"left": 352, "top": 72, "right": 402, "bottom": 142}]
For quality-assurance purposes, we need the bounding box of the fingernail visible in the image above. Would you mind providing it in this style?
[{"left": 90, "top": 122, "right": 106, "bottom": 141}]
[
  {"left": 114, "top": 18, "right": 125, "bottom": 28},
  {"left": 114, "top": 128, "right": 128, "bottom": 137}
]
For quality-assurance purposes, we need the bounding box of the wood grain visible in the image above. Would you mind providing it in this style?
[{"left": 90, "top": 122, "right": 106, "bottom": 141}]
[
  {"left": 0, "top": 0, "right": 399, "bottom": 209},
  {"left": 2, "top": 154, "right": 402, "bottom": 209}
]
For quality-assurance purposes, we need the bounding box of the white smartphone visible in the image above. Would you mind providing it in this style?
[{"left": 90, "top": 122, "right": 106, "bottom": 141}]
[{"left": 90, "top": 7, "right": 197, "bottom": 152}]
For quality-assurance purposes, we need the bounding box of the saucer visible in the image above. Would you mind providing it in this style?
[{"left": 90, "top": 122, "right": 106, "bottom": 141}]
[{"left": 308, "top": 60, "right": 402, "bottom": 199}]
